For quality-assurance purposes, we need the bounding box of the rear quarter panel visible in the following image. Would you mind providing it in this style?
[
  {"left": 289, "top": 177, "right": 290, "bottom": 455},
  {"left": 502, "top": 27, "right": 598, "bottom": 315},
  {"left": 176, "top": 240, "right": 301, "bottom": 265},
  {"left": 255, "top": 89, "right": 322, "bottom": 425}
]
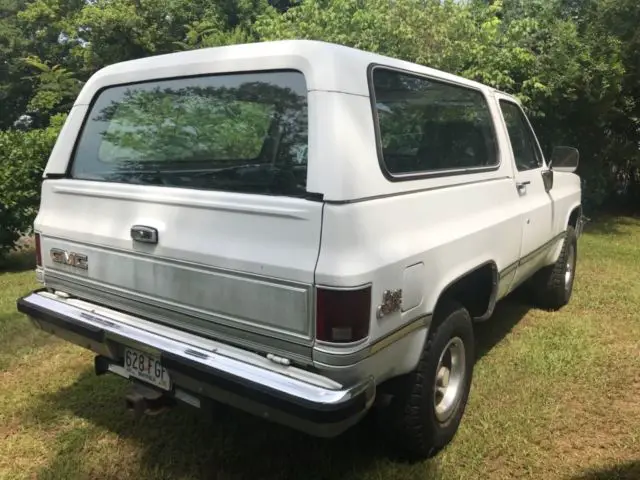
[
  {"left": 316, "top": 177, "right": 523, "bottom": 345},
  {"left": 311, "top": 81, "right": 526, "bottom": 383}
]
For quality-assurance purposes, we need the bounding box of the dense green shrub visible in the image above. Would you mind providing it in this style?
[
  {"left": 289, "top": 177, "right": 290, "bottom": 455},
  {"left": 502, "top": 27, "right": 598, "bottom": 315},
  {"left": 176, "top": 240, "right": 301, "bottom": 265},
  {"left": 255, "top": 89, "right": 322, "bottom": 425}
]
[
  {"left": 0, "top": 115, "right": 64, "bottom": 255},
  {"left": 0, "top": 0, "right": 637, "bottom": 231},
  {"left": 253, "top": 0, "right": 636, "bottom": 211}
]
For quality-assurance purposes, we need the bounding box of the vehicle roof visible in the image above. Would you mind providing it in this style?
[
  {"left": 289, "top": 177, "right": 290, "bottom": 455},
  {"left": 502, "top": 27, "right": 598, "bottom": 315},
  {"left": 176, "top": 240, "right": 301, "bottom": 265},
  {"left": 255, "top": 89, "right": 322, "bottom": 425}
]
[{"left": 75, "top": 40, "right": 495, "bottom": 104}]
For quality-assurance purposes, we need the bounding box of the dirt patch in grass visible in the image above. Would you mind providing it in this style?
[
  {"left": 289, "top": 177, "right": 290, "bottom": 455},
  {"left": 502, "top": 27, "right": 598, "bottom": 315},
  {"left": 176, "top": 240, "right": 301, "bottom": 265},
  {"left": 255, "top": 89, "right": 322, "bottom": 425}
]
[{"left": 544, "top": 382, "right": 640, "bottom": 476}]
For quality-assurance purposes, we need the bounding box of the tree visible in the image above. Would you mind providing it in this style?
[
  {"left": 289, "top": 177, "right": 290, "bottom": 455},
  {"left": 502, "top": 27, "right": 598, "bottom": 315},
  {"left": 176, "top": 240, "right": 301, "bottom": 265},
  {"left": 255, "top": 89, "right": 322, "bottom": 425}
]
[
  {"left": 0, "top": 0, "right": 638, "bottom": 255},
  {"left": 256, "top": 0, "right": 631, "bottom": 209},
  {"left": 0, "top": 0, "right": 37, "bottom": 128},
  {"left": 0, "top": 114, "right": 65, "bottom": 254}
]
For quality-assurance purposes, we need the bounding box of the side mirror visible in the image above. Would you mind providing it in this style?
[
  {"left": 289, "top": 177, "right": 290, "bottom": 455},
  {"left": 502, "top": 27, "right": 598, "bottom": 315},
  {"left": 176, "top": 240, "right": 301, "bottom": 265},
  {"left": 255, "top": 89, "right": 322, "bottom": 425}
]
[
  {"left": 549, "top": 146, "right": 579, "bottom": 173},
  {"left": 541, "top": 169, "right": 554, "bottom": 192}
]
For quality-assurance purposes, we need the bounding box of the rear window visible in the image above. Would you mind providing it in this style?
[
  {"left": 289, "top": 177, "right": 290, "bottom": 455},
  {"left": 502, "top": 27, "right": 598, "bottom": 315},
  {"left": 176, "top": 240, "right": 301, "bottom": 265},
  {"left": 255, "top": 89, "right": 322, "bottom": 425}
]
[
  {"left": 71, "top": 70, "right": 309, "bottom": 196},
  {"left": 371, "top": 68, "right": 499, "bottom": 178}
]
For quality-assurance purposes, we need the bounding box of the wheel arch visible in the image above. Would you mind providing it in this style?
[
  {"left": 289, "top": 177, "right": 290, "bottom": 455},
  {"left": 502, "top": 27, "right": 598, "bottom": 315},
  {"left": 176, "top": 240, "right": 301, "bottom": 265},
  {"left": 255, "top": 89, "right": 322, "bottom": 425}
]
[
  {"left": 549, "top": 203, "right": 582, "bottom": 264},
  {"left": 567, "top": 204, "right": 582, "bottom": 230},
  {"left": 376, "top": 261, "right": 497, "bottom": 394},
  {"left": 432, "top": 260, "right": 499, "bottom": 323}
]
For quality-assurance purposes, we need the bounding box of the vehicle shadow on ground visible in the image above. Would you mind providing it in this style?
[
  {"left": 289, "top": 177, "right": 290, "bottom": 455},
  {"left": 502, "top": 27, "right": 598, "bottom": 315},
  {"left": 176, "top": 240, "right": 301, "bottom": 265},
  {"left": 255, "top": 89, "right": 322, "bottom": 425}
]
[
  {"left": 474, "top": 288, "right": 532, "bottom": 361},
  {"left": 29, "top": 292, "right": 533, "bottom": 480},
  {"left": 31, "top": 371, "right": 442, "bottom": 480},
  {"left": 572, "top": 461, "right": 640, "bottom": 479}
]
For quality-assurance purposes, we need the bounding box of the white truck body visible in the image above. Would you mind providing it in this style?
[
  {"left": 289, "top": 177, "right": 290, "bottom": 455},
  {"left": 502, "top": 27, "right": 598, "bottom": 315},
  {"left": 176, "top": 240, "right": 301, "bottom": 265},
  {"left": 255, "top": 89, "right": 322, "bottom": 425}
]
[{"left": 18, "top": 40, "right": 582, "bottom": 454}]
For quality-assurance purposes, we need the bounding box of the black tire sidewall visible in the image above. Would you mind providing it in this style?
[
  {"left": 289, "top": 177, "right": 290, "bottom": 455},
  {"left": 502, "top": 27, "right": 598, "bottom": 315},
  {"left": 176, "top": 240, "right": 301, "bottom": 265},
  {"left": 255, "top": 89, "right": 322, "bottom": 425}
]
[
  {"left": 529, "top": 225, "right": 578, "bottom": 310},
  {"left": 378, "top": 302, "right": 476, "bottom": 459},
  {"left": 563, "top": 231, "right": 578, "bottom": 302},
  {"left": 422, "top": 305, "right": 475, "bottom": 446}
]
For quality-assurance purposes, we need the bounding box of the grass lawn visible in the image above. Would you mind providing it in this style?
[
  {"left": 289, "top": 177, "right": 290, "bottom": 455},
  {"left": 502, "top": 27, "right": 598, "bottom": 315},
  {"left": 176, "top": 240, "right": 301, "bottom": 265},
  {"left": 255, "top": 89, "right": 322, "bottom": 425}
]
[{"left": 1, "top": 216, "right": 639, "bottom": 480}]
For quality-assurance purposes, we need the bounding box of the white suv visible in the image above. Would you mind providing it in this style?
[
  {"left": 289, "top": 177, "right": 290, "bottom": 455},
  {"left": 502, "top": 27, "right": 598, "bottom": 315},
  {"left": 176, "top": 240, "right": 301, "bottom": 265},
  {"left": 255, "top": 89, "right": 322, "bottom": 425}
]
[{"left": 17, "top": 40, "right": 582, "bottom": 459}]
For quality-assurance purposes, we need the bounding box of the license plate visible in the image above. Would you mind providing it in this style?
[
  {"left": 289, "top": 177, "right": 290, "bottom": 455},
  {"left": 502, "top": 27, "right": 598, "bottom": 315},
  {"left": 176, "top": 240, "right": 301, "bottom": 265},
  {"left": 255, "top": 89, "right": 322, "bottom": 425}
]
[{"left": 124, "top": 347, "right": 171, "bottom": 391}]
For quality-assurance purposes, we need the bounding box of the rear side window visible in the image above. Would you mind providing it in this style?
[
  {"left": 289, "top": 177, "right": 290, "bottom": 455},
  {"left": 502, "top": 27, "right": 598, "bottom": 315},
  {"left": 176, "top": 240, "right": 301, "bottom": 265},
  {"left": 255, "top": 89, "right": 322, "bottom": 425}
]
[
  {"left": 371, "top": 68, "right": 499, "bottom": 177},
  {"left": 71, "top": 71, "right": 308, "bottom": 196}
]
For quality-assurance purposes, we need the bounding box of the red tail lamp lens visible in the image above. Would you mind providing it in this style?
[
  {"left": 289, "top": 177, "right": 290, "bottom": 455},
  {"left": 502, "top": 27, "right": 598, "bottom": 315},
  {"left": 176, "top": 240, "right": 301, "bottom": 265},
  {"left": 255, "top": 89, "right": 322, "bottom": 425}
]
[
  {"left": 316, "top": 286, "right": 371, "bottom": 343},
  {"left": 35, "top": 233, "right": 42, "bottom": 267}
]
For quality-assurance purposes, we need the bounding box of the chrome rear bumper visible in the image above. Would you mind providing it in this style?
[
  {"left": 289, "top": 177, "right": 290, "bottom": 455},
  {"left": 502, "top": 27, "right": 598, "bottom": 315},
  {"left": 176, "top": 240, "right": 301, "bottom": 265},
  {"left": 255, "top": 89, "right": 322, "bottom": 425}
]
[{"left": 17, "top": 290, "right": 375, "bottom": 437}]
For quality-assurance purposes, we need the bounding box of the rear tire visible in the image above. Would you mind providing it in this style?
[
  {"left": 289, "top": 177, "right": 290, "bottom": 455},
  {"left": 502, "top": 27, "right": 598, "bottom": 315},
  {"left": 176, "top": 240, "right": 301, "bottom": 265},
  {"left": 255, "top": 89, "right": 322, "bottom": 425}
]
[
  {"left": 377, "top": 301, "right": 475, "bottom": 460},
  {"left": 530, "top": 226, "right": 577, "bottom": 310}
]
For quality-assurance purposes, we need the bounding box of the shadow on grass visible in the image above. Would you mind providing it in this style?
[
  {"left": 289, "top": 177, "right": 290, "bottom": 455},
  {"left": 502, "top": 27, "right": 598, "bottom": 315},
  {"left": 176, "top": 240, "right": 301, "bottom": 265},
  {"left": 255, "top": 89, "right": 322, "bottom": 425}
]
[
  {"left": 0, "top": 248, "right": 36, "bottom": 273},
  {"left": 581, "top": 214, "right": 638, "bottom": 237},
  {"left": 27, "top": 290, "right": 535, "bottom": 479},
  {"left": 474, "top": 288, "right": 532, "bottom": 361},
  {"left": 572, "top": 461, "right": 640, "bottom": 480},
  {"left": 31, "top": 371, "right": 442, "bottom": 480}
]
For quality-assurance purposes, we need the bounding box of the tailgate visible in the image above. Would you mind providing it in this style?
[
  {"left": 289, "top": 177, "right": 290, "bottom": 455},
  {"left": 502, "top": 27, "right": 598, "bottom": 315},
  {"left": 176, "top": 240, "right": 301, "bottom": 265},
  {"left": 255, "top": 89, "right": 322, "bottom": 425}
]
[
  {"left": 37, "top": 181, "right": 322, "bottom": 359},
  {"left": 35, "top": 69, "right": 321, "bottom": 363}
]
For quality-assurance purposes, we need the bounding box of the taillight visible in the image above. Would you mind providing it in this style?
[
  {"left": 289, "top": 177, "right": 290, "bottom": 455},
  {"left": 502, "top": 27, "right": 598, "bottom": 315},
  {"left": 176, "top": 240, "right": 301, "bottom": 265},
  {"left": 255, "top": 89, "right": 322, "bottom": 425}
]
[
  {"left": 316, "top": 286, "right": 371, "bottom": 343},
  {"left": 35, "top": 233, "right": 42, "bottom": 267}
]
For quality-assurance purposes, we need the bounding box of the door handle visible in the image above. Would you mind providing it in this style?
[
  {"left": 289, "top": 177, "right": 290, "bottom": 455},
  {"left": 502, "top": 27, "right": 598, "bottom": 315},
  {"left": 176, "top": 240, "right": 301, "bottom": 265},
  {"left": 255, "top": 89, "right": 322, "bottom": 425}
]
[{"left": 516, "top": 180, "right": 531, "bottom": 193}]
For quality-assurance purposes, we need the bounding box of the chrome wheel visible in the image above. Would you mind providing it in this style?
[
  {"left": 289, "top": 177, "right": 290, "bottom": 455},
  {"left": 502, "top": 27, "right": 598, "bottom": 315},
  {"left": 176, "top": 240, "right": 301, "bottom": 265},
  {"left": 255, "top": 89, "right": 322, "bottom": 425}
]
[
  {"left": 565, "top": 244, "right": 575, "bottom": 291},
  {"left": 434, "top": 337, "right": 466, "bottom": 423}
]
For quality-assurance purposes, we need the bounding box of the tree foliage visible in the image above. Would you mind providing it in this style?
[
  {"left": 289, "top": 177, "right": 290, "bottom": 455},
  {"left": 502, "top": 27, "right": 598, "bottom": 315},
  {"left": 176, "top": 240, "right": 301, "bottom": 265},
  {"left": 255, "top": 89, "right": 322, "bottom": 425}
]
[
  {"left": 0, "top": 0, "right": 639, "bottom": 253},
  {"left": 0, "top": 114, "right": 64, "bottom": 254}
]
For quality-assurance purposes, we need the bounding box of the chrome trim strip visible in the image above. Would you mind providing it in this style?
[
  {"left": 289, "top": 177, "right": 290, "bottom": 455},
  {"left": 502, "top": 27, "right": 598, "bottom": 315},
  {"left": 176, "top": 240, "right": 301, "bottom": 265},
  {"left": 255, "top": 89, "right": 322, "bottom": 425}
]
[
  {"left": 326, "top": 177, "right": 512, "bottom": 205},
  {"left": 519, "top": 231, "right": 566, "bottom": 267},
  {"left": 313, "top": 314, "right": 432, "bottom": 367},
  {"left": 19, "top": 291, "right": 372, "bottom": 408},
  {"left": 370, "top": 314, "right": 431, "bottom": 356},
  {"left": 499, "top": 261, "right": 518, "bottom": 280},
  {"left": 498, "top": 231, "right": 566, "bottom": 279},
  {"left": 44, "top": 275, "right": 314, "bottom": 365}
]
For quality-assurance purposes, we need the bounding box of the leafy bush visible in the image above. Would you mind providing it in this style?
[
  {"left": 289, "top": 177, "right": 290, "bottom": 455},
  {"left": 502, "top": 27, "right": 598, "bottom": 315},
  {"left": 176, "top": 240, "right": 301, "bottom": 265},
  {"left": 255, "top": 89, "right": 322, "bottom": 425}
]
[
  {"left": 1, "top": 0, "right": 638, "bottom": 216},
  {"left": 254, "top": 0, "right": 636, "bottom": 212},
  {"left": 0, "top": 115, "right": 64, "bottom": 255}
]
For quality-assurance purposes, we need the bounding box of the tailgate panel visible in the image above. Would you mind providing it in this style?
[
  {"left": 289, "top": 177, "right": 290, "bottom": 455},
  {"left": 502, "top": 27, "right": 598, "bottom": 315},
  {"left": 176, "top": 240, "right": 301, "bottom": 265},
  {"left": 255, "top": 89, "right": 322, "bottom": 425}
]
[
  {"left": 41, "top": 240, "right": 313, "bottom": 338},
  {"left": 36, "top": 180, "right": 322, "bottom": 352}
]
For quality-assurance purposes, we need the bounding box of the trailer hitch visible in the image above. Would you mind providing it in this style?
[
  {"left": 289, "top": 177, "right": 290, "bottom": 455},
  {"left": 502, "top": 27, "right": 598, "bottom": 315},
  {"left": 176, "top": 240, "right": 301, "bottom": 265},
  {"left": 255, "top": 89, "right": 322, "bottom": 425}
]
[
  {"left": 94, "top": 355, "right": 175, "bottom": 419},
  {"left": 125, "top": 382, "right": 176, "bottom": 420}
]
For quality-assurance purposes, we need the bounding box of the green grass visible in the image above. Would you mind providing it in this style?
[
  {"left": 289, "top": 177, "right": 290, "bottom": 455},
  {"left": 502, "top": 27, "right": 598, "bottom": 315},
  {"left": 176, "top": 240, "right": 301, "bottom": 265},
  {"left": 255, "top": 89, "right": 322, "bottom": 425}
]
[
  {"left": 1, "top": 217, "right": 639, "bottom": 480},
  {"left": 0, "top": 250, "right": 51, "bottom": 371}
]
